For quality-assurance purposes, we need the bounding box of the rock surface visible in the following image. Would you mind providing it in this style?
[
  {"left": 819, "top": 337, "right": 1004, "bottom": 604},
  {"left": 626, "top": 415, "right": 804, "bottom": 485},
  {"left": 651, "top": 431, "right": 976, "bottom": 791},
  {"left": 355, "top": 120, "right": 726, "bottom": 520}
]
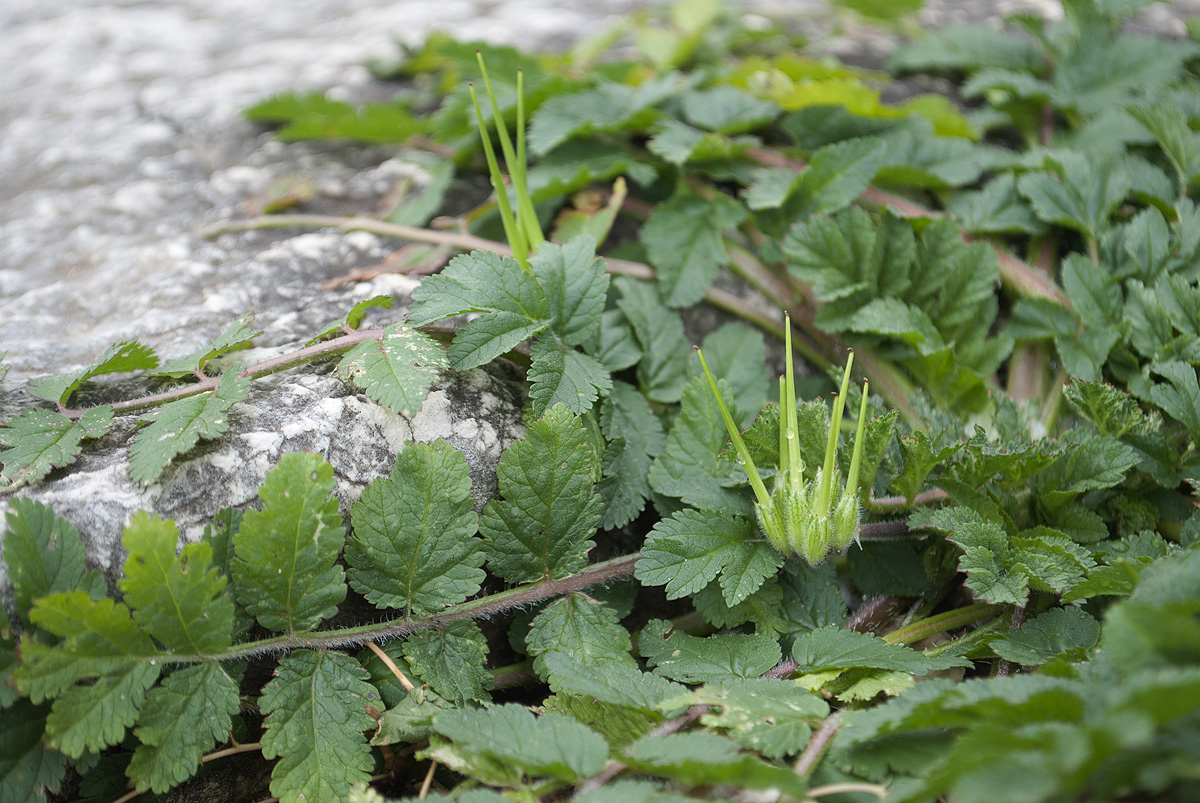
[{"left": 2, "top": 0, "right": 1198, "bottom": 591}]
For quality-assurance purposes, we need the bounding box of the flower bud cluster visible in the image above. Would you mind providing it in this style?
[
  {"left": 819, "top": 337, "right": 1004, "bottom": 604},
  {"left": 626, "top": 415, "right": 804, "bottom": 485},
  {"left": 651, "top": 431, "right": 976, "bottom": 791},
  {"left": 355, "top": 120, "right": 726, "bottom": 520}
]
[{"left": 698, "top": 315, "right": 868, "bottom": 565}]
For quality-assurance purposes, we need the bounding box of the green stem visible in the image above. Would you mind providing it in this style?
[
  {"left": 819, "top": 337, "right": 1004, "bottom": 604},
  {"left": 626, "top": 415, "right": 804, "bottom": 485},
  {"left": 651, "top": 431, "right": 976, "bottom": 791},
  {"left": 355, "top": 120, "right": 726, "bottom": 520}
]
[
  {"left": 165, "top": 553, "right": 641, "bottom": 665},
  {"left": 882, "top": 603, "right": 998, "bottom": 646}
]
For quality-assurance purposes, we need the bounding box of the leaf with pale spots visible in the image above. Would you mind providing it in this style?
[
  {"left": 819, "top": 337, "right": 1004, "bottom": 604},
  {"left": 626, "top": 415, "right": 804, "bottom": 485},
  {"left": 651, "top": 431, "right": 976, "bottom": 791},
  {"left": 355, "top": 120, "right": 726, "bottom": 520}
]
[
  {"left": 337, "top": 322, "right": 447, "bottom": 416},
  {"left": 128, "top": 369, "right": 251, "bottom": 485}
]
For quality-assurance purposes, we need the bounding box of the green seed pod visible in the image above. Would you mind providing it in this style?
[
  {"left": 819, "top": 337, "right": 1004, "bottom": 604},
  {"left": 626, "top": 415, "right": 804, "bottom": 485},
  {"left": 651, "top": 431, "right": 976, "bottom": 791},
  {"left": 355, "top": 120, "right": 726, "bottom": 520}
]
[{"left": 831, "top": 488, "right": 861, "bottom": 552}]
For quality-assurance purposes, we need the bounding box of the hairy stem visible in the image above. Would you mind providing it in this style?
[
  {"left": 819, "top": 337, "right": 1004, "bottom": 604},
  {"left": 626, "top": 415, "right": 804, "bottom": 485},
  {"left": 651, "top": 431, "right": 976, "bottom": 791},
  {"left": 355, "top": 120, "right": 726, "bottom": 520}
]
[
  {"left": 882, "top": 602, "right": 998, "bottom": 646},
  {"left": 173, "top": 553, "right": 641, "bottom": 665}
]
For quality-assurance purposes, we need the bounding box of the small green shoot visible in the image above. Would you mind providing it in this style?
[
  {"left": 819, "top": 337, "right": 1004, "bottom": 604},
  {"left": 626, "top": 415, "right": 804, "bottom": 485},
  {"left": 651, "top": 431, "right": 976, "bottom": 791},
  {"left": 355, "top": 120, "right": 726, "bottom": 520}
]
[
  {"left": 698, "top": 314, "right": 868, "bottom": 564},
  {"left": 470, "top": 53, "right": 544, "bottom": 270}
]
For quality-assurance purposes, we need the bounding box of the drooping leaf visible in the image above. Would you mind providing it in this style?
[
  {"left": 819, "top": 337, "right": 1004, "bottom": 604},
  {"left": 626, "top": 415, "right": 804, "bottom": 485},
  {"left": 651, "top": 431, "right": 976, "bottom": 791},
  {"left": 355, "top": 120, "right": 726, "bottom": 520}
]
[
  {"left": 128, "top": 369, "right": 251, "bottom": 485},
  {"left": 260, "top": 650, "right": 377, "bottom": 803},
  {"left": 119, "top": 512, "right": 233, "bottom": 655},
  {"left": 479, "top": 405, "right": 603, "bottom": 582},
  {"left": 232, "top": 453, "right": 347, "bottom": 632},
  {"left": 346, "top": 440, "right": 483, "bottom": 616},
  {"left": 639, "top": 619, "right": 781, "bottom": 682},
  {"left": 337, "top": 323, "right": 447, "bottom": 416},
  {"left": 433, "top": 704, "right": 610, "bottom": 782},
  {"left": 28, "top": 341, "right": 159, "bottom": 405},
  {"left": 0, "top": 406, "right": 113, "bottom": 488},
  {"left": 126, "top": 663, "right": 240, "bottom": 793},
  {"left": 402, "top": 620, "right": 493, "bottom": 706}
]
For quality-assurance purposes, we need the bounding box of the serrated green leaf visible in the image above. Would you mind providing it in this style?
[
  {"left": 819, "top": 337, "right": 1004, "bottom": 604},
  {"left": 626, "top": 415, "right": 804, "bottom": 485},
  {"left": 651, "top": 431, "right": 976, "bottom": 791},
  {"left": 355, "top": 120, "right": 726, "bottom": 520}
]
[
  {"left": 1038, "top": 433, "right": 1138, "bottom": 508},
  {"left": 406, "top": 249, "right": 547, "bottom": 327},
  {"left": 479, "top": 405, "right": 602, "bottom": 582},
  {"left": 875, "top": 128, "right": 1012, "bottom": 189},
  {"left": 528, "top": 335, "right": 612, "bottom": 415},
  {"left": 615, "top": 277, "right": 690, "bottom": 403},
  {"left": 526, "top": 138, "right": 659, "bottom": 198},
  {"left": 911, "top": 506, "right": 1029, "bottom": 604},
  {"left": 260, "top": 650, "right": 377, "bottom": 803},
  {"left": 1018, "top": 152, "right": 1130, "bottom": 239},
  {"left": 2, "top": 498, "right": 88, "bottom": 620},
  {"left": 991, "top": 607, "right": 1100, "bottom": 666},
  {"left": 527, "top": 81, "right": 667, "bottom": 156},
  {"left": 693, "top": 578, "right": 786, "bottom": 634},
  {"left": 346, "top": 440, "right": 483, "bottom": 615},
  {"left": 682, "top": 86, "right": 779, "bottom": 134},
  {"left": 639, "top": 619, "right": 781, "bottom": 682},
  {"left": 1064, "top": 381, "right": 1149, "bottom": 438},
  {"left": 530, "top": 235, "right": 609, "bottom": 346},
  {"left": 792, "top": 136, "right": 886, "bottom": 217},
  {"left": 433, "top": 704, "right": 609, "bottom": 781},
  {"left": 338, "top": 323, "right": 447, "bottom": 415},
  {"left": 1128, "top": 101, "right": 1200, "bottom": 189},
  {"left": 649, "top": 376, "right": 754, "bottom": 515},
  {"left": 639, "top": 188, "right": 747, "bottom": 308},
  {"left": 543, "top": 692, "right": 657, "bottom": 749},
  {"left": 126, "top": 663, "right": 240, "bottom": 793},
  {"left": 402, "top": 620, "right": 493, "bottom": 706},
  {"left": 28, "top": 341, "right": 159, "bottom": 405},
  {"left": 526, "top": 594, "right": 636, "bottom": 680},
  {"left": 893, "top": 431, "right": 962, "bottom": 503},
  {"left": 232, "top": 453, "right": 347, "bottom": 632},
  {"left": 791, "top": 626, "right": 970, "bottom": 675},
  {"left": 18, "top": 593, "right": 160, "bottom": 702},
  {"left": 375, "top": 685, "right": 451, "bottom": 746},
  {"left": 659, "top": 678, "right": 827, "bottom": 758},
  {"left": 0, "top": 698, "right": 69, "bottom": 802},
  {"left": 45, "top": 660, "right": 161, "bottom": 757},
  {"left": 542, "top": 651, "right": 685, "bottom": 711},
  {"left": 598, "top": 381, "right": 665, "bottom": 528},
  {"left": 636, "top": 509, "right": 782, "bottom": 606},
  {"left": 0, "top": 406, "right": 114, "bottom": 487},
  {"left": 742, "top": 166, "right": 799, "bottom": 210},
  {"left": 152, "top": 315, "right": 261, "bottom": 377},
  {"left": 451, "top": 313, "right": 551, "bottom": 371},
  {"left": 1150, "top": 360, "right": 1200, "bottom": 438},
  {"left": 594, "top": 307, "right": 642, "bottom": 372},
  {"left": 624, "top": 731, "right": 806, "bottom": 795},
  {"left": 945, "top": 173, "right": 1044, "bottom": 235},
  {"left": 128, "top": 369, "right": 251, "bottom": 485},
  {"left": 119, "top": 512, "right": 233, "bottom": 655},
  {"left": 778, "top": 559, "right": 847, "bottom": 634}
]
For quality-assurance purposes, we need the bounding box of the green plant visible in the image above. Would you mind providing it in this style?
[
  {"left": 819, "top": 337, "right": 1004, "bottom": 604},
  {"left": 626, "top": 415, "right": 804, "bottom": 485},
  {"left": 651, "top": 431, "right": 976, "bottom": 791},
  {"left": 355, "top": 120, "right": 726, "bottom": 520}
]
[{"left": 4, "top": 0, "right": 1200, "bottom": 801}]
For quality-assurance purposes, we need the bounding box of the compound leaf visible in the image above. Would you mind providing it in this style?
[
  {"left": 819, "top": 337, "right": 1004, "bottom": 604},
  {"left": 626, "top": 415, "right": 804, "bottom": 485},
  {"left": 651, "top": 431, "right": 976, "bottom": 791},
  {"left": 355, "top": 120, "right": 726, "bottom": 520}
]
[
  {"left": 1018, "top": 152, "right": 1130, "bottom": 239},
  {"left": 433, "top": 704, "right": 609, "bottom": 782},
  {"left": 636, "top": 509, "right": 782, "bottom": 606},
  {"left": 480, "top": 405, "right": 603, "bottom": 582},
  {"left": 338, "top": 323, "right": 447, "bottom": 416},
  {"left": 402, "top": 620, "right": 493, "bottom": 706},
  {"left": 792, "top": 136, "right": 887, "bottom": 217},
  {"left": 346, "top": 440, "right": 483, "bottom": 616},
  {"left": 129, "top": 369, "right": 251, "bottom": 486},
  {"left": 232, "top": 453, "right": 347, "bottom": 632},
  {"left": 526, "top": 594, "right": 636, "bottom": 680},
  {"left": 0, "top": 406, "right": 113, "bottom": 488},
  {"left": 406, "top": 249, "right": 546, "bottom": 326},
  {"left": 28, "top": 341, "right": 158, "bottom": 405},
  {"left": 119, "top": 513, "right": 233, "bottom": 655},
  {"left": 639, "top": 619, "right": 781, "bottom": 682},
  {"left": 260, "top": 650, "right": 377, "bottom": 803},
  {"left": 126, "top": 663, "right": 240, "bottom": 793}
]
